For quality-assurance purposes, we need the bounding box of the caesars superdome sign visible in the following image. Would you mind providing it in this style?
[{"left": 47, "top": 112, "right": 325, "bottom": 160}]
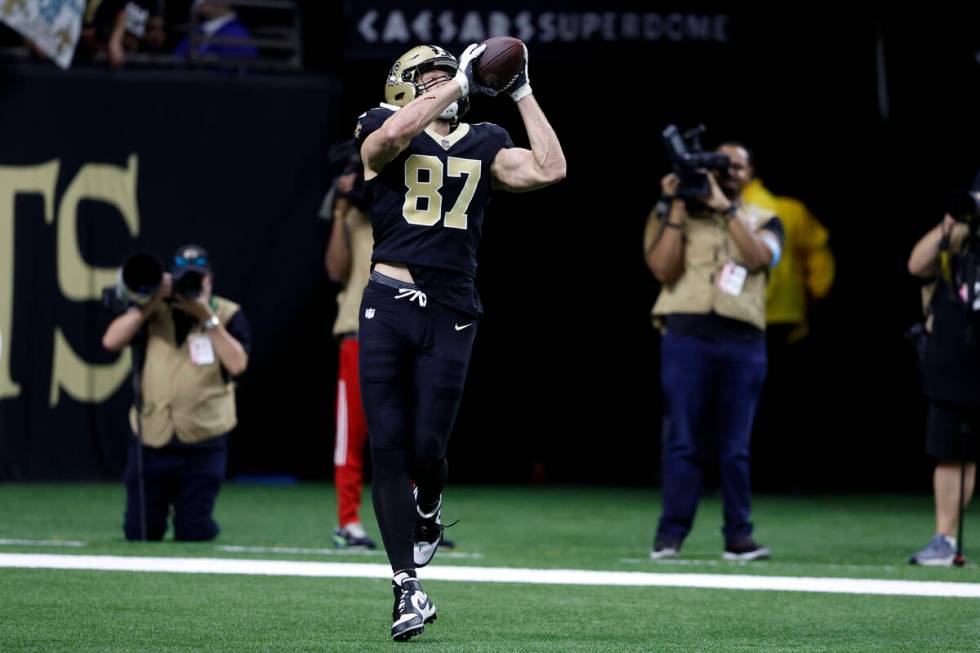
[{"left": 345, "top": 5, "right": 732, "bottom": 59}]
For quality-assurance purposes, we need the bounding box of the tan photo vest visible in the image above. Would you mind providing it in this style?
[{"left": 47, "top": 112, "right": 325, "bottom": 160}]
[
  {"left": 131, "top": 296, "right": 241, "bottom": 447},
  {"left": 650, "top": 204, "right": 776, "bottom": 331}
]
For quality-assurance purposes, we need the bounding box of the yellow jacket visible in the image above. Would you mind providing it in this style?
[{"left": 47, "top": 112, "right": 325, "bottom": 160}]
[{"left": 743, "top": 179, "right": 835, "bottom": 338}]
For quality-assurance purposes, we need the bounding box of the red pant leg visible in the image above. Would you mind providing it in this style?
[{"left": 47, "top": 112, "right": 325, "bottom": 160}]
[{"left": 334, "top": 337, "right": 368, "bottom": 527}]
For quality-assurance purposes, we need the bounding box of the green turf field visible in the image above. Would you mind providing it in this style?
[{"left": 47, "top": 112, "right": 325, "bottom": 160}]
[{"left": 1, "top": 483, "right": 979, "bottom": 651}]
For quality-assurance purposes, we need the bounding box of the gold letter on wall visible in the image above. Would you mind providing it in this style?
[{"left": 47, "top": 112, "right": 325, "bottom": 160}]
[
  {"left": 58, "top": 154, "right": 140, "bottom": 300},
  {"left": 50, "top": 328, "right": 132, "bottom": 406},
  {"left": 50, "top": 155, "right": 140, "bottom": 406},
  {"left": 0, "top": 160, "right": 60, "bottom": 400}
]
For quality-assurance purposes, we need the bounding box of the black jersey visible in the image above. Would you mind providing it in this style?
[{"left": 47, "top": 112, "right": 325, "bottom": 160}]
[{"left": 355, "top": 105, "right": 513, "bottom": 316}]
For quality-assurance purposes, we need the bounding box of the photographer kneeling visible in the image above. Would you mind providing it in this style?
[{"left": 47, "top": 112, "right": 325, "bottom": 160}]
[
  {"left": 907, "top": 190, "right": 980, "bottom": 566},
  {"left": 644, "top": 138, "right": 784, "bottom": 561},
  {"left": 103, "top": 244, "right": 250, "bottom": 541}
]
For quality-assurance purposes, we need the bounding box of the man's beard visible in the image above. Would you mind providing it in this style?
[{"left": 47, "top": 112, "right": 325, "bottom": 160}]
[{"left": 720, "top": 183, "right": 740, "bottom": 200}]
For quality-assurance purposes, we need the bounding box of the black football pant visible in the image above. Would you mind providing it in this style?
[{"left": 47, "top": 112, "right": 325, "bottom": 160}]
[{"left": 359, "top": 272, "right": 477, "bottom": 572}]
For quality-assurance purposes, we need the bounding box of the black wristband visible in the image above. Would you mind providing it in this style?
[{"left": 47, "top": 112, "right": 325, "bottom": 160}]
[
  {"left": 722, "top": 202, "right": 738, "bottom": 217},
  {"left": 664, "top": 221, "right": 683, "bottom": 230}
]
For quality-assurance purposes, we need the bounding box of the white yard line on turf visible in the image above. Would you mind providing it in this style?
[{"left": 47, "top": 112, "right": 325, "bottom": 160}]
[
  {"left": 216, "top": 545, "right": 483, "bottom": 560},
  {"left": 620, "top": 558, "right": 908, "bottom": 572},
  {"left": 0, "top": 553, "right": 978, "bottom": 598},
  {"left": 621, "top": 558, "right": 723, "bottom": 566},
  {"left": 0, "top": 539, "right": 86, "bottom": 547}
]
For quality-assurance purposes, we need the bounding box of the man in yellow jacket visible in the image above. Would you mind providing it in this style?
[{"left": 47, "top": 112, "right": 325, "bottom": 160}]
[
  {"left": 743, "top": 176, "right": 834, "bottom": 491},
  {"left": 743, "top": 178, "right": 835, "bottom": 342}
]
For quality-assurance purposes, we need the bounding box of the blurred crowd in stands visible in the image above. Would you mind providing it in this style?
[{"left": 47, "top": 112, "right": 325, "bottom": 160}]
[{"left": 0, "top": 0, "right": 299, "bottom": 69}]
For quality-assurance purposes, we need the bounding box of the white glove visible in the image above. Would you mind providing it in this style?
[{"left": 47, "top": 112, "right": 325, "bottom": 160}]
[
  {"left": 453, "top": 43, "right": 488, "bottom": 98},
  {"left": 508, "top": 43, "right": 532, "bottom": 102}
]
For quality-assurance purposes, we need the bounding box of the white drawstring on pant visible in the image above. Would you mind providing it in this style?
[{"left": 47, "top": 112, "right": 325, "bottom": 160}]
[{"left": 395, "top": 288, "right": 427, "bottom": 307}]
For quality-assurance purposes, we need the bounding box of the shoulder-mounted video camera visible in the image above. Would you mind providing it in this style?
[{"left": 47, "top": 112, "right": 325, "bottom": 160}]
[
  {"left": 945, "top": 170, "right": 980, "bottom": 228},
  {"left": 662, "top": 124, "right": 730, "bottom": 199},
  {"left": 946, "top": 192, "right": 980, "bottom": 227}
]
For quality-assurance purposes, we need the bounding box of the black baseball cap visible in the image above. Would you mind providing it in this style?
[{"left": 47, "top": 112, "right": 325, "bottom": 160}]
[{"left": 170, "top": 244, "right": 211, "bottom": 279}]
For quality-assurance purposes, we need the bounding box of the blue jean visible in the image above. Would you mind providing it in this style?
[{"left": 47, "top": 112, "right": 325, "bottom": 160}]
[{"left": 656, "top": 331, "right": 767, "bottom": 544}]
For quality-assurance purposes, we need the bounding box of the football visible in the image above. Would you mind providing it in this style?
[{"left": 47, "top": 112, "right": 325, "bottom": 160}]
[{"left": 473, "top": 36, "right": 525, "bottom": 92}]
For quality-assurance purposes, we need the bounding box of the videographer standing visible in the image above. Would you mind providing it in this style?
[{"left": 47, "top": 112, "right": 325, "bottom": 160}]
[
  {"left": 102, "top": 245, "right": 250, "bottom": 541},
  {"left": 907, "top": 195, "right": 980, "bottom": 566},
  {"left": 323, "top": 146, "right": 378, "bottom": 549},
  {"left": 644, "top": 142, "right": 783, "bottom": 561}
]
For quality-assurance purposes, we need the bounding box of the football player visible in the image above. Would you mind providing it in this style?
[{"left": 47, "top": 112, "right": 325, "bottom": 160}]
[{"left": 355, "top": 42, "right": 566, "bottom": 641}]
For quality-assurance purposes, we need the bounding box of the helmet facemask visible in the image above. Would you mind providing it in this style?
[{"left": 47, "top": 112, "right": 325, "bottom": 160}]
[{"left": 384, "top": 45, "right": 468, "bottom": 122}]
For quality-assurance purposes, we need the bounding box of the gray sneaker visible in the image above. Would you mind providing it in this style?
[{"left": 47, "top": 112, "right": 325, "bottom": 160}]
[
  {"left": 909, "top": 534, "right": 956, "bottom": 566},
  {"left": 723, "top": 538, "right": 771, "bottom": 561}
]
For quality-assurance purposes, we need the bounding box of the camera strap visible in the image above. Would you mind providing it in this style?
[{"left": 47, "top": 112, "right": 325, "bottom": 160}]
[
  {"left": 940, "top": 250, "right": 951, "bottom": 280},
  {"left": 939, "top": 225, "right": 955, "bottom": 301}
]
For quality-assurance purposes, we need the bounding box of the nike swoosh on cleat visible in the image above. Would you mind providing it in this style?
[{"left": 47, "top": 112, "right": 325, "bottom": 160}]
[
  {"left": 394, "top": 614, "right": 420, "bottom": 626},
  {"left": 454, "top": 323, "right": 473, "bottom": 331}
]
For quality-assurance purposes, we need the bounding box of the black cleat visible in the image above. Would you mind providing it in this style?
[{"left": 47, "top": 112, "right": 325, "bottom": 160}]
[
  {"left": 413, "top": 494, "right": 445, "bottom": 567},
  {"left": 390, "top": 574, "right": 437, "bottom": 641}
]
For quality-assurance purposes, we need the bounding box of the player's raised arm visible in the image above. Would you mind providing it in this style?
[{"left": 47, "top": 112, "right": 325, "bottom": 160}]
[
  {"left": 361, "top": 44, "right": 486, "bottom": 177},
  {"left": 490, "top": 45, "right": 567, "bottom": 193}
]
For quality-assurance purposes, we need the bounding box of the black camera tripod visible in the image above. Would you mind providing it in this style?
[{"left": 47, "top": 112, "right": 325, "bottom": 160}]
[
  {"left": 953, "top": 423, "right": 969, "bottom": 567},
  {"left": 130, "top": 335, "right": 148, "bottom": 542}
]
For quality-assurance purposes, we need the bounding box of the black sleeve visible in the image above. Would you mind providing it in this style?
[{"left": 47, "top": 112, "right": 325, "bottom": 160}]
[
  {"left": 354, "top": 108, "right": 393, "bottom": 150},
  {"left": 224, "top": 310, "right": 252, "bottom": 356},
  {"left": 219, "top": 309, "right": 252, "bottom": 382},
  {"left": 761, "top": 216, "right": 785, "bottom": 243},
  {"left": 485, "top": 123, "right": 515, "bottom": 158}
]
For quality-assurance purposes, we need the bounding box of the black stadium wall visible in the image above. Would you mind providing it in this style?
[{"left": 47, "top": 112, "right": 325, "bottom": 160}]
[
  {"left": 0, "top": 66, "right": 343, "bottom": 480},
  {"left": 1, "top": 4, "right": 979, "bottom": 489}
]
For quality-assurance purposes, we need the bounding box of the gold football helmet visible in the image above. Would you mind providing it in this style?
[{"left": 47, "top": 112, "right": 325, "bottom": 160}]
[{"left": 384, "top": 45, "right": 466, "bottom": 121}]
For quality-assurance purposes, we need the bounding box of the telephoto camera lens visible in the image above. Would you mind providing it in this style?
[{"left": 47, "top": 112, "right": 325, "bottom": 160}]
[
  {"left": 119, "top": 253, "right": 163, "bottom": 305},
  {"left": 174, "top": 270, "right": 204, "bottom": 299}
]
